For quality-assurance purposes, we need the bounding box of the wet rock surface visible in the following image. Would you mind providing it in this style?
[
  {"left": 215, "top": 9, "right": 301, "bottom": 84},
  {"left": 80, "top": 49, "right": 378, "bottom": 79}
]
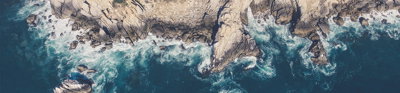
[
  {"left": 26, "top": 14, "right": 37, "bottom": 26},
  {"left": 46, "top": 0, "right": 400, "bottom": 74},
  {"left": 69, "top": 41, "right": 79, "bottom": 50},
  {"left": 333, "top": 16, "right": 345, "bottom": 26},
  {"left": 359, "top": 17, "right": 370, "bottom": 26}
]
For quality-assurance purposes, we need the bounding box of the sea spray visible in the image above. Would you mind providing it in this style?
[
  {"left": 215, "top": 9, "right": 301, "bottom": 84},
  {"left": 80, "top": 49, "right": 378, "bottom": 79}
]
[
  {"left": 245, "top": 8, "right": 337, "bottom": 76},
  {"left": 25, "top": 0, "right": 213, "bottom": 92}
]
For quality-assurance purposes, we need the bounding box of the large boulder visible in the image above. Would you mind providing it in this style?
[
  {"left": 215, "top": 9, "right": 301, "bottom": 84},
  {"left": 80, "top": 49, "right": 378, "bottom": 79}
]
[
  {"left": 333, "top": 16, "right": 345, "bottom": 26},
  {"left": 359, "top": 17, "right": 369, "bottom": 27},
  {"left": 26, "top": 14, "right": 37, "bottom": 26}
]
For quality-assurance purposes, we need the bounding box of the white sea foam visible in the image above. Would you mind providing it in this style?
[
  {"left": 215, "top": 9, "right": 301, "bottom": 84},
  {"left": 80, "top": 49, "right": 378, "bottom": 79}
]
[
  {"left": 12, "top": 0, "right": 46, "bottom": 21},
  {"left": 25, "top": 0, "right": 213, "bottom": 92},
  {"left": 244, "top": 8, "right": 278, "bottom": 78},
  {"left": 22, "top": 0, "right": 400, "bottom": 92},
  {"left": 245, "top": 8, "right": 337, "bottom": 76},
  {"left": 328, "top": 10, "right": 400, "bottom": 40}
]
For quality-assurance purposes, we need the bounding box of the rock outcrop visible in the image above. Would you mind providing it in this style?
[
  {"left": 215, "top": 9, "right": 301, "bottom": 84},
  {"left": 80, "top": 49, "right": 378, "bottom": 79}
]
[
  {"left": 27, "top": 14, "right": 37, "bottom": 26},
  {"left": 249, "top": 0, "right": 400, "bottom": 65},
  {"left": 49, "top": 0, "right": 259, "bottom": 74},
  {"left": 44, "top": 0, "right": 400, "bottom": 73},
  {"left": 208, "top": 0, "right": 260, "bottom": 73}
]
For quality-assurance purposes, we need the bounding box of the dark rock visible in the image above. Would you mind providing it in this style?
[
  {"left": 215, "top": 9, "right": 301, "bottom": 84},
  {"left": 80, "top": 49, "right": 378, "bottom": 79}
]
[
  {"left": 309, "top": 41, "right": 328, "bottom": 65},
  {"left": 26, "top": 14, "right": 37, "bottom": 26},
  {"left": 152, "top": 40, "right": 157, "bottom": 45},
  {"left": 292, "top": 22, "right": 315, "bottom": 38},
  {"left": 274, "top": 5, "right": 294, "bottom": 25},
  {"left": 69, "top": 41, "right": 79, "bottom": 50},
  {"left": 332, "top": 16, "right": 345, "bottom": 26},
  {"left": 42, "top": 15, "right": 47, "bottom": 20},
  {"left": 105, "top": 41, "right": 113, "bottom": 49},
  {"left": 359, "top": 17, "right": 369, "bottom": 26},
  {"left": 90, "top": 40, "right": 101, "bottom": 48},
  {"left": 381, "top": 19, "right": 388, "bottom": 24},
  {"left": 350, "top": 14, "right": 360, "bottom": 22},
  {"left": 99, "top": 47, "right": 107, "bottom": 52},
  {"left": 308, "top": 33, "right": 320, "bottom": 41},
  {"left": 72, "top": 23, "right": 80, "bottom": 31},
  {"left": 180, "top": 44, "right": 186, "bottom": 50},
  {"left": 50, "top": 32, "right": 56, "bottom": 38},
  {"left": 159, "top": 46, "right": 166, "bottom": 50},
  {"left": 377, "top": 4, "right": 389, "bottom": 11}
]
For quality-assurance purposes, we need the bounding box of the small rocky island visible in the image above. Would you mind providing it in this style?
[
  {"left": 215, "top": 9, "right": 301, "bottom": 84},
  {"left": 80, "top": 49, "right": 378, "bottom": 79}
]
[{"left": 37, "top": 0, "right": 400, "bottom": 74}]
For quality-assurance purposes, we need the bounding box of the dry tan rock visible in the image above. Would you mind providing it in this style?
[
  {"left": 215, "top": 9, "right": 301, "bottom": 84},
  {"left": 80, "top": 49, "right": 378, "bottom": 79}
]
[
  {"left": 209, "top": 0, "right": 260, "bottom": 73},
  {"left": 359, "top": 17, "right": 369, "bottom": 26}
]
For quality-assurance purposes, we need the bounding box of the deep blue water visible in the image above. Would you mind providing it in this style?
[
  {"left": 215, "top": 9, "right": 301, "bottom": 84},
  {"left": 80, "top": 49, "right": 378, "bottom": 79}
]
[
  {"left": 1, "top": 0, "right": 400, "bottom": 93},
  {"left": 0, "top": 0, "right": 58, "bottom": 92}
]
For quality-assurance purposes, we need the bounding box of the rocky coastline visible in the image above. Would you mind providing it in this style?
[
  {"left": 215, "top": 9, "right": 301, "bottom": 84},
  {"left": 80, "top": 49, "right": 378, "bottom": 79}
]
[{"left": 28, "top": 0, "right": 400, "bottom": 74}]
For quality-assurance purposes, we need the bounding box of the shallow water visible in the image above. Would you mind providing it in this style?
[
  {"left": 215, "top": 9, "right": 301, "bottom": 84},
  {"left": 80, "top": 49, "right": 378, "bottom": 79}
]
[{"left": 1, "top": 0, "right": 400, "bottom": 93}]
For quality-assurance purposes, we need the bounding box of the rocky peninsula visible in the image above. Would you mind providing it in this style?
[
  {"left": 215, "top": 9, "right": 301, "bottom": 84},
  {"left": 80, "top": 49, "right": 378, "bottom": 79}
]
[{"left": 40, "top": 0, "right": 400, "bottom": 74}]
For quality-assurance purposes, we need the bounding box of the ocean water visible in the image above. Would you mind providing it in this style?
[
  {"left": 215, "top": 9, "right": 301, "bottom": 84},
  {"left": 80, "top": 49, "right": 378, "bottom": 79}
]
[{"left": 1, "top": 0, "right": 400, "bottom": 93}]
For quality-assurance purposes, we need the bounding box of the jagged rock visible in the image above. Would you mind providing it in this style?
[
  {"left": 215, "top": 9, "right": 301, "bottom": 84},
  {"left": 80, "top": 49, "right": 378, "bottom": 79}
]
[
  {"left": 90, "top": 40, "right": 101, "bottom": 48},
  {"left": 76, "top": 35, "right": 85, "bottom": 44},
  {"left": 99, "top": 47, "right": 107, "bottom": 52},
  {"left": 309, "top": 41, "right": 328, "bottom": 65},
  {"left": 69, "top": 41, "right": 79, "bottom": 50},
  {"left": 382, "top": 19, "right": 388, "bottom": 24},
  {"left": 359, "top": 17, "right": 369, "bottom": 26},
  {"left": 159, "top": 46, "right": 166, "bottom": 50},
  {"left": 350, "top": 14, "right": 360, "bottom": 22},
  {"left": 205, "top": 0, "right": 260, "bottom": 73},
  {"left": 105, "top": 41, "right": 113, "bottom": 49},
  {"left": 26, "top": 14, "right": 37, "bottom": 26},
  {"left": 333, "top": 16, "right": 345, "bottom": 26},
  {"left": 180, "top": 44, "right": 186, "bottom": 50},
  {"left": 292, "top": 22, "right": 316, "bottom": 38},
  {"left": 50, "top": 32, "right": 56, "bottom": 39}
]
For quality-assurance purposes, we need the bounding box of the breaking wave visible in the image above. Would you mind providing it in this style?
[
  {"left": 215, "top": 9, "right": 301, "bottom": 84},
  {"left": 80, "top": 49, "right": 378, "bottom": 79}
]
[
  {"left": 19, "top": 0, "right": 276, "bottom": 92},
  {"left": 15, "top": 0, "right": 400, "bottom": 92}
]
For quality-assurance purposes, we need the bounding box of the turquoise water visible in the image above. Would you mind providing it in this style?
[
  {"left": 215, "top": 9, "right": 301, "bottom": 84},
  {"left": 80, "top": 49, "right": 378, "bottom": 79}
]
[{"left": 1, "top": 0, "right": 400, "bottom": 93}]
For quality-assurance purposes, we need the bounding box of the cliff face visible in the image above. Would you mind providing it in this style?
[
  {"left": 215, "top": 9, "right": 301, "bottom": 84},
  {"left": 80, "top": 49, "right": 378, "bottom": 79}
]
[{"left": 47, "top": 0, "right": 400, "bottom": 74}]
